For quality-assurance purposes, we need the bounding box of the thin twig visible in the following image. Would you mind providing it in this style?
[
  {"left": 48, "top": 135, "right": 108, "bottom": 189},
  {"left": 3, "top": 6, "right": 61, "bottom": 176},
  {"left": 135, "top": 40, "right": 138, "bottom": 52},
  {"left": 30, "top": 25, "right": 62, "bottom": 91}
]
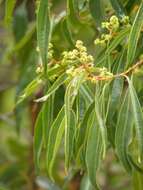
[{"left": 89, "top": 59, "right": 143, "bottom": 82}]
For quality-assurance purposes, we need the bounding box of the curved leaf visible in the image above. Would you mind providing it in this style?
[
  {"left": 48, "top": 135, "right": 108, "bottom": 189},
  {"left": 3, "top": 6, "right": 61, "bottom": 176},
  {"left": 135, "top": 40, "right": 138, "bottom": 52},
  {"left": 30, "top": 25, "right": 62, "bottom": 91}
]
[
  {"left": 37, "top": 0, "right": 51, "bottom": 72},
  {"left": 86, "top": 111, "right": 103, "bottom": 189},
  {"left": 65, "top": 74, "right": 85, "bottom": 169},
  {"left": 35, "top": 73, "right": 67, "bottom": 102},
  {"left": 34, "top": 109, "right": 43, "bottom": 172},
  {"left": 127, "top": 78, "right": 143, "bottom": 162},
  {"left": 115, "top": 90, "right": 133, "bottom": 172},
  {"left": 46, "top": 106, "right": 65, "bottom": 178},
  {"left": 127, "top": 1, "right": 143, "bottom": 67}
]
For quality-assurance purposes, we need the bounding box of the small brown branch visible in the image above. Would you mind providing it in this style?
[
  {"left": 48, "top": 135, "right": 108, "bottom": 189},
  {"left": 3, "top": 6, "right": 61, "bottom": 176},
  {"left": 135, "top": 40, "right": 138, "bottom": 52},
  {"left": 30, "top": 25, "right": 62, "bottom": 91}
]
[
  {"left": 115, "top": 59, "right": 143, "bottom": 77},
  {"left": 88, "top": 59, "right": 143, "bottom": 82}
]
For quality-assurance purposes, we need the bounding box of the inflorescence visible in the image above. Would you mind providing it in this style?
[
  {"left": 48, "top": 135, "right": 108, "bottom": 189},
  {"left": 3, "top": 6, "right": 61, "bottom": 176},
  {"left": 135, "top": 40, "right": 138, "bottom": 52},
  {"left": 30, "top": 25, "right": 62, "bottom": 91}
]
[{"left": 94, "top": 15, "right": 130, "bottom": 45}]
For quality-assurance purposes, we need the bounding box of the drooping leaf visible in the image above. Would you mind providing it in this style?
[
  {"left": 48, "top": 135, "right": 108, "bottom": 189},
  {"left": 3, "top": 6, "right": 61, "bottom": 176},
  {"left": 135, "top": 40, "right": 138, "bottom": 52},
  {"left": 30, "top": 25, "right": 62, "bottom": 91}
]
[
  {"left": 95, "top": 95, "right": 107, "bottom": 159},
  {"left": 80, "top": 83, "right": 94, "bottom": 105},
  {"left": 34, "top": 109, "right": 43, "bottom": 172},
  {"left": 65, "top": 74, "right": 85, "bottom": 169},
  {"left": 127, "top": 78, "right": 143, "bottom": 162},
  {"left": 42, "top": 93, "right": 54, "bottom": 146},
  {"left": 76, "top": 103, "right": 94, "bottom": 152},
  {"left": 127, "top": 1, "right": 143, "bottom": 67},
  {"left": 46, "top": 106, "right": 65, "bottom": 178},
  {"left": 86, "top": 111, "right": 103, "bottom": 189},
  {"left": 115, "top": 89, "right": 133, "bottom": 172}
]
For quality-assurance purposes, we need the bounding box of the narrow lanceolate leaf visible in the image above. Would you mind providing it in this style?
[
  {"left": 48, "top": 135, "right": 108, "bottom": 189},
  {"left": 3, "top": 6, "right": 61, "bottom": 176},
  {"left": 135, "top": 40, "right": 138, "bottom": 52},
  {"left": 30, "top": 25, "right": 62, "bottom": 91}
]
[
  {"left": 115, "top": 90, "right": 132, "bottom": 172},
  {"left": 4, "top": 0, "right": 16, "bottom": 25},
  {"left": 89, "top": 0, "right": 105, "bottom": 28},
  {"left": 127, "top": 78, "right": 143, "bottom": 162},
  {"left": 95, "top": 97, "right": 107, "bottom": 159},
  {"left": 35, "top": 73, "right": 67, "bottom": 102},
  {"left": 34, "top": 109, "right": 43, "bottom": 172},
  {"left": 65, "top": 74, "right": 85, "bottom": 169},
  {"left": 110, "top": 0, "right": 126, "bottom": 17},
  {"left": 86, "top": 111, "right": 103, "bottom": 189},
  {"left": 46, "top": 106, "right": 65, "bottom": 178},
  {"left": 42, "top": 94, "right": 54, "bottom": 146},
  {"left": 37, "top": 0, "right": 51, "bottom": 72},
  {"left": 17, "top": 77, "right": 42, "bottom": 104},
  {"left": 80, "top": 83, "right": 94, "bottom": 105},
  {"left": 108, "top": 78, "right": 124, "bottom": 120},
  {"left": 127, "top": 1, "right": 143, "bottom": 67},
  {"left": 76, "top": 103, "right": 94, "bottom": 152}
]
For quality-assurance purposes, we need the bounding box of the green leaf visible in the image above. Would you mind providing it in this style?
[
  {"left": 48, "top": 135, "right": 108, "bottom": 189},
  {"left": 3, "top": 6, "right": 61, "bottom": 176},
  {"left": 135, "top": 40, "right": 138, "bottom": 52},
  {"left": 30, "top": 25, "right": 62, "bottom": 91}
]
[
  {"left": 127, "top": 78, "right": 143, "bottom": 162},
  {"left": 127, "top": 1, "right": 143, "bottom": 67},
  {"left": 86, "top": 111, "right": 103, "bottom": 189},
  {"left": 108, "top": 78, "right": 124, "bottom": 120},
  {"left": 35, "top": 73, "right": 67, "bottom": 102},
  {"left": 76, "top": 103, "right": 94, "bottom": 152},
  {"left": 89, "top": 0, "right": 105, "bottom": 28},
  {"left": 37, "top": 0, "right": 51, "bottom": 72},
  {"left": 80, "top": 83, "right": 94, "bottom": 105},
  {"left": 4, "top": 0, "right": 16, "bottom": 25},
  {"left": 95, "top": 96, "right": 107, "bottom": 159},
  {"left": 65, "top": 74, "right": 85, "bottom": 169},
  {"left": 46, "top": 106, "right": 65, "bottom": 178},
  {"left": 34, "top": 109, "right": 43, "bottom": 172},
  {"left": 17, "top": 77, "right": 42, "bottom": 104},
  {"left": 110, "top": 0, "right": 126, "bottom": 17},
  {"left": 115, "top": 89, "right": 133, "bottom": 172},
  {"left": 42, "top": 94, "right": 54, "bottom": 146}
]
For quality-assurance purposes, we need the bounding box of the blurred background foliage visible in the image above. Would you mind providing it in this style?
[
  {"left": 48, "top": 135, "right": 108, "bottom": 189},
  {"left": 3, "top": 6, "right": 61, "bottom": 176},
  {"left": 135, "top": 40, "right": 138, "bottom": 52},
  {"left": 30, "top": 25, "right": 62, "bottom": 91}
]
[{"left": 0, "top": 0, "right": 143, "bottom": 190}]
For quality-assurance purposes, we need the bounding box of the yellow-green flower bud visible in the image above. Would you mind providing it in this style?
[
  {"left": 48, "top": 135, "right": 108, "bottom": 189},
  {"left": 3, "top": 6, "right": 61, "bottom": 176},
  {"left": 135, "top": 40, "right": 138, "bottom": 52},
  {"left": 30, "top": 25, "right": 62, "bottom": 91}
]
[{"left": 94, "top": 38, "right": 100, "bottom": 45}]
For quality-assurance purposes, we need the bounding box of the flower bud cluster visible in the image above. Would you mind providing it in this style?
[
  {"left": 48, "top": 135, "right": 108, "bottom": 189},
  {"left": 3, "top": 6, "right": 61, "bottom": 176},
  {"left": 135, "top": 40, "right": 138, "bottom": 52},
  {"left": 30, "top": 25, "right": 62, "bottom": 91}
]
[
  {"left": 99, "top": 67, "right": 113, "bottom": 77},
  {"left": 62, "top": 40, "right": 94, "bottom": 77},
  {"left": 62, "top": 40, "right": 94, "bottom": 67},
  {"left": 102, "top": 16, "right": 119, "bottom": 32},
  {"left": 36, "top": 40, "right": 114, "bottom": 83},
  {"left": 94, "top": 15, "right": 130, "bottom": 46}
]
